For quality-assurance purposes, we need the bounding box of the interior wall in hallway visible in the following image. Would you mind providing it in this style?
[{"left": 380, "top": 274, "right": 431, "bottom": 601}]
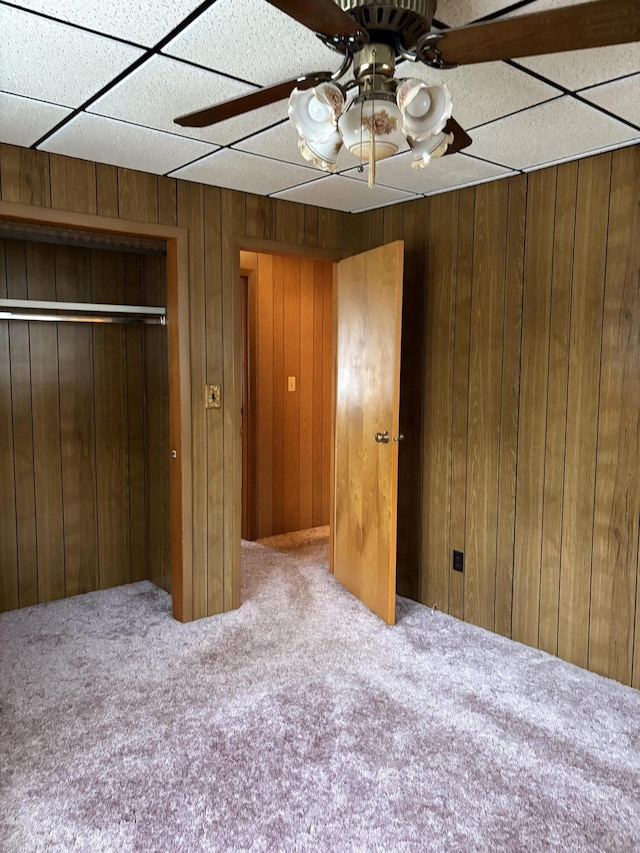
[
  {"left": 0, "top": 237, "right": 170, "bottom": 612},
  {"left": 243, "top": 251, "right": 333, "bottom": 540}
]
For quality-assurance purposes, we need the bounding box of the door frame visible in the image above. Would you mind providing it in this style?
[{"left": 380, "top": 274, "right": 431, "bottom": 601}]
[
  {"left": 232, "top": 238, "right": 347, "bottom": 588},
  {"left": 0, "top": 200, "right": 193, "bottom": 621}
]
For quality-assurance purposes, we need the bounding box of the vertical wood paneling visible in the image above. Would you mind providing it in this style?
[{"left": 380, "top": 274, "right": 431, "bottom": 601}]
[
  {"left": 557, "top": 154, "right": 611, "bottom": 669},
  {"left": 494, "top": 175, "right": 526, "bottom": 637},
  {"left": 118, "top": 169, "right": 158, "bottom": 223},
  {"left": 178, "top": 181, "right": 206, "bottom": 619},
  {"left": 283, "top": 257, "right": 301, "bottom": 532},
  {"left": 92, "top": 250, "right": 131, "bottom": 589},
  {"left": 299, "top": 259, "right": 314, "bottom": 530},
  {"left": 55, "top": 245, "right": 98, "bottom": 597},
  {"left": 312, "top": 261, "right": 325, "bottom": 528},
  {"left": 6, "top": 240, "right": 38, "bottom": 607},
  {"left": 256, "top": 253, "right": 274, "bottom": 538},
  {"left": 221, "top": 189, "right": 245, "bottom": 609},
  {"left": 245, "top": 195, "right": 276, "bottom": 241},
  {"left": 272, "top": 255, "right": 285, "bottom": 534},
  {"left": 512, "top": 167, "right": 557, "bottom": 647},
  {"left": 422, "top": 193, "right": 457, "bottom": 611},
  {"left": 204, "top": 186, "right": 224, "bottom": 613},
  {"left": 397, "top": 198, "right": 427, "bottom": 602},
  {"left": 49, "top": 155, "right": 96, "bottom": 214},
  {"left": 124, "top": 254, "right": 147, "bottom": 583},
  {"left": 0, "top": 241, "right": 19, "bottom": 612},
  {"left": 0, "top": 145, "right": 50, "bottom": 206},
  {"left": 588, "top": 146, "right": 640, "bottom": 684},
  {"left": 317, "top": 209, "right": 344, "bottom": 252},
  {"left": 538, "top": 162, "right": 577, "bottom": 654},
  {"left": 275, "top": 199, "right": 304, "bottom": 245},
  {"left": 96, "top": 164, "right": 118, "bottom": 218},
  {"left": 449, "top": 188, "right": 474, "bottom": 621},
  {"left": 322, "top": 262, "right": 333, "bottom": 524},
  {"left": 465, "top": 180, "right": 508, "bottom": 632}
]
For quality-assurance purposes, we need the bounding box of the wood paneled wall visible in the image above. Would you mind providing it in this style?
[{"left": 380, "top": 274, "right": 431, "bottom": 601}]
[
  {"left": 244, "top": 251, "right": 333, "bottom": 539},
  {"left": 1, "top": 141, "right": 637, "bottom": 688},
  {"left": 0, "top": 237, "right": 169, "bottom": 611},
  {"left": 382, "top": 147, "right": 636, "bottom": 689}
]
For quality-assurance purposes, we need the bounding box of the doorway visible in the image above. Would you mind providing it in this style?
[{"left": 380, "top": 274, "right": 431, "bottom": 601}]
[{"left": 239, "top": 248, "right": 335, "bottom": 542}]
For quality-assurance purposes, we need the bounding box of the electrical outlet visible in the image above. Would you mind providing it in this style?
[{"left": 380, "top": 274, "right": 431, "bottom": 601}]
[{"left": 453, "top": 550, "right": 464, "bottom": 573}]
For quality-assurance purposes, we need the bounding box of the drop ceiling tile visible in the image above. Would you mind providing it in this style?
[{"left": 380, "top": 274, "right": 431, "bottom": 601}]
[
  {"left": 342, "top": 151, "right": 515, "bottom": 194},
  {"left": 0, "top": 92, "right": 72, "bottom": 147},
  {"left": 398, "top": 61, "right": 559, "bottom": 129},
  {"left": 434, "top": 1, "right": 515, "bottom": 26},
  {"left": 169, "top": 148, "right": 318, "bottom": 195},
  {"left": 88, "top": 55, "right": 283, "bottom": 146},
  {"left": 468, "top": 96, "right": 639, "bottom": 170},
  {"left": 163, "top": 0, "right": 341, "bottom": 86},
  {"left": 581, "top": 74, "right": 640, "bottom": 128},
  {"left": 11, "top": 0, "right": 205, "bottom": 46},
  {"left": 39, "top": 112, "right": 217, "bottom": 174},
  {"left": 0, "top": 5, "right": 144, "bottom": 107},
  {"left": 272, "top": 175, "right": 415, "bottom": 213},
  {"left": 233, "top": 121, "right": 307, "bottom": 165}
]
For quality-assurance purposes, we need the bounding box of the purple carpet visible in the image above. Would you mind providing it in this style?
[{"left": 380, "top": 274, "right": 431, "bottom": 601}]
[{"left": 1, "top": 528, "right": 639, "bottom": 851}]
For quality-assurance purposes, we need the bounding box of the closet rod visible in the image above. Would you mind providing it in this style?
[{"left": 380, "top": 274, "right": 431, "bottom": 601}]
[
  {"left": 0, "top": 311, "right": 166, "bottom": 326},
  {"left": 0, "top": 312, "right": 165, "bottom": 325},
  {"left": 0, "top": 298, "right": 165, "bottom": 316}
]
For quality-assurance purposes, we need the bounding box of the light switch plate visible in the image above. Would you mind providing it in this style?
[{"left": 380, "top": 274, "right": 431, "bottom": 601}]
[
  {"left": 288, "top": 376, "right": 296, "bottom": 392},
  {"left": 206, "top": 384, "right": 221, "bottom": 409}
]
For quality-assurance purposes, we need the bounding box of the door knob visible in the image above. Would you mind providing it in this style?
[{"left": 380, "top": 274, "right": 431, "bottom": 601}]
[{"left": 374, "top": 431, "right": 390, "bottom": 444}]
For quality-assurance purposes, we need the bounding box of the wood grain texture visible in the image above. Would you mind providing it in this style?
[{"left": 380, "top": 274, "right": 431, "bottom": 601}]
[
  {"left": 0, "top": 240, "right": 19, "bottom": 612},
  {"left": 246, "top": 195, "right": 276, "bottom": 242},
  {"left": 588, "top": 145, "right": 639, "bottom": 684},
  {"left": 538, "top": 162, "right": 577, "bottom": 655},
  {"left": 92, "top": 249, "right": 131, "bottom": 590},
  {"left": 204, "top": 186, "right": 224, "bottom": 613},
  {"left": 299, "top": 259, "right": 314, "bottom": 531},
  {"left": 512, "top": 167, "right": 557, "bottom": 647},
  {"left": 465, "top": 180, "right": 508, "bottom": 632},
  {"left": 0, "top": 145, "right": 51, "bottom": 207},
  {"left": 334, "top": 241, "right": 404, "bottom": 625},
  {"left": 283, "top": 256, "right": 301, "bottom": 532},
  {"left": 421, "top": 193, "right": 457, "bottom": 612},
  {"left": 5, "top": 240, "right": 38, "bottom": 607},
  {"left": 558, "top": 154, "right": 611, "bottom": 669},
  {"left": 96, "top": 164, "right": 118, "bottom": 218},
  {"left": 449, "top": 189, "right": 474, "bottom": 621},
  {"left": 178, "top": 181, "right": 208, "bottom": 618},
  {"left": 494, "top": 174, "right": 526, "bottom": 638},
  {"left": 55, "top": 245, "right": 98, "bottom": 597},
  {"left": 118, "top": 169, "right": 158, "bottom": 224},
  {"left": 275, "top": 199, "right": 304, "bottom": 245},
  {"left": 397, "top": 199, "right": 428, "bottom": 602},
  {"left": 49, "top": 155, "right": 96, "bottom": 215},
  {"left": 317, "top": 209, "right": 344, "bottom": 252}
]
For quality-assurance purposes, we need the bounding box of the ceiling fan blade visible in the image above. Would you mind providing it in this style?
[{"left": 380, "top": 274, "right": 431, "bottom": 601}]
[
  {"left": 265, "top": 0, "right": 365, "bottom": 39},
  {"left": 442, "top": 118, "right": 472, "bottom": 155},
  {"left": 174, "top": 72, "right": 333, "bottom": 128},
  {"left": 433, "top": 0, "right": 640, "bottom": 66}
]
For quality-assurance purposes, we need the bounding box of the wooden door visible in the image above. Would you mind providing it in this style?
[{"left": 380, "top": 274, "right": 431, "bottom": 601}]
[{"left": 331, "top": 241, "right": 404, "bottom": 625}]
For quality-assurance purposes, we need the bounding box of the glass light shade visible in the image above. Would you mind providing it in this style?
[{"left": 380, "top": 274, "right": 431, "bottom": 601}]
[
  {"left": 396, "top": 79, "right": 453, "bottom": 141},
  {"left": 408, "top": 129, "right": 454, "bottom": 168},
  {"left": 288, "top": 82, "right": 344, "bottom": 144},
  {"left": 338, "top": 98, "right": 404, "bottom": 161},
  {"left": 297, "top": 130, "right": 343, "bottom": 172}
]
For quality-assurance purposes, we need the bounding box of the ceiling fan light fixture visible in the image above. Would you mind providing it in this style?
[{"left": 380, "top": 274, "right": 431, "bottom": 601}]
[
  {"left": 408, "top": 129, "right": 454, "bottom": 168},
  {"left": 297, "top": 131, "right": 343, "bottom": 172},
  {"left": 397, "top": 79, "right": 453, "bottom": 140},
  {"left": 338, "top": 96, "right": 405, "bottom": 161}
]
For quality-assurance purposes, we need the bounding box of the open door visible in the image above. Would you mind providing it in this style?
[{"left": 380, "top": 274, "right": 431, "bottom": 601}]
[{"left": 331, "top": 241, "right": 404, "bottom": 625}]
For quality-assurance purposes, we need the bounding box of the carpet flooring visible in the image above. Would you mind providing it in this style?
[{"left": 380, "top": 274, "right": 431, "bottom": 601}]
[{"left": 1, "top": 528, "right": 639, "bottom": 852}]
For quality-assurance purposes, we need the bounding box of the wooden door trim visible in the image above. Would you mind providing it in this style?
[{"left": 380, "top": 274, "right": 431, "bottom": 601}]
[{"left": 0, "top": 200, "right": 193, "bottom": 623}]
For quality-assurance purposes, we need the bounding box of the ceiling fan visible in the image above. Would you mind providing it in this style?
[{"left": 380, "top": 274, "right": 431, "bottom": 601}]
[{"left": 175, "top": 0, "right": 640, "bottom": 186}]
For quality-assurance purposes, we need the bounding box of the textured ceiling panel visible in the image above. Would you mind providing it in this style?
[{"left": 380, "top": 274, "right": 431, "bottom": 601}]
[
  {"left": 399, "top": 60, "right": 559, "bottom": 129},
  {"left": 169, "top": 148, "right": 319, "bottom": 194},
  {"left": 468, "top": 96, "right": 639, "bottom": 170},
  {"left": 5, "top": 0, "right": 205, "bottom": 46},
  {"left": 89, "top": 55, "right": 266, "bottom": 145},
  {"left": 581, "top": 74, "right": 640, "bottom": 128},
  {"left": 39, "top": 113, "right": 218, "bottom": 174},
  {"left": 0, "top": 5, "right": 144, "bottom": 107},
  {"left": 272, "top": 174, "right": 416, "bottom": 212},
  {"left": 233, "top": 121, "right": 309, "bottom": 165},
  {"left": 0, "top": 92, "right": 72, "bottom": 148},
  {"left": 163, "top": 0, "right": 342, "bottom": 86},
  {"left": 342, "top": 151, "right": 515, "bottom": 193},
  {"left": 434, "top": 0, "right": 516, "bottom": 27}
]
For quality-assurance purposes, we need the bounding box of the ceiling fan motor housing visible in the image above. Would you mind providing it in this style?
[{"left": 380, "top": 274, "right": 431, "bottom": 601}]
[{"left": 337, "top": 0, "right": 437, "bottom": 50}]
